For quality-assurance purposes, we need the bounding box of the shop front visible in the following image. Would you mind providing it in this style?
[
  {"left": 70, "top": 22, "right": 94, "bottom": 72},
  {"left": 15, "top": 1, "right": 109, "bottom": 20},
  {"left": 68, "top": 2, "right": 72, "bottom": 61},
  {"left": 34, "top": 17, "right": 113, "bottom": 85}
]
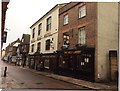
[
  {"left": 57, "top": 48, "right": 95, "bottom": 81},
  {"left": 29, "top": 55, "right": 35, "bottom": 69},
  {"left": 29, "top": 52, "right": 44, "bottom": 71},
  {"left": 28, "top": 48, "right": 95, "bottom": 81},
  {"left": 41, "top": 53, "right": 58, "bottom": 73}
]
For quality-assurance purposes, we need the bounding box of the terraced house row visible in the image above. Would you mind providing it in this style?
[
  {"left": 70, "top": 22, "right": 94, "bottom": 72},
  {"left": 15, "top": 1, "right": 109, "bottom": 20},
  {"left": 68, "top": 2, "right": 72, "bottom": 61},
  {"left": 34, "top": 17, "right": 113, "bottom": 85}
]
[{"left": 28, "top": 2, "right": 119, "bottom": 82}]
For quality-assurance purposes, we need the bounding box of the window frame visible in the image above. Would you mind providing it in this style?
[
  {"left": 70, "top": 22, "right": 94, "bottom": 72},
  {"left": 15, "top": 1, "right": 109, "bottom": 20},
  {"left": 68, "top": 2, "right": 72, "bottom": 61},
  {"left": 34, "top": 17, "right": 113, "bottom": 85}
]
[
  {"left": 37, "top": 42, "right": 41, "bottom": 51},
  {"left": 38, "top": 23, "right": 42, "bottom": 36},
  {"left": 46, "top": 16, "right": 52, "bottom": 31},
  {"left": 32, "top": 28, "right": 35, "bottom": 38},
  {"left": 63, "top": 14, "right": 68, "bottom": 25},
  {"left": 45, "top": 39, "right": 50, "bottom": 50},
  {"left": 78, "top": 27, "right": 86, "bottom": 45},
  {"left": 79, "top": 5, "right": 86, "bottom": 19},
  {"left": 62, "top": 33, "right": 69, "bottom": 48}
]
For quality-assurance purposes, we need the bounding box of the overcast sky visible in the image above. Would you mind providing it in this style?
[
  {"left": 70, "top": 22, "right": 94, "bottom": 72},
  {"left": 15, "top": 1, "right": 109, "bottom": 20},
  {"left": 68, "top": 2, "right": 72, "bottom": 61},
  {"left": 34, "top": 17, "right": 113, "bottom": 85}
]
[{"left": 3, "top": 0, "right": 118, "bottom": 49}]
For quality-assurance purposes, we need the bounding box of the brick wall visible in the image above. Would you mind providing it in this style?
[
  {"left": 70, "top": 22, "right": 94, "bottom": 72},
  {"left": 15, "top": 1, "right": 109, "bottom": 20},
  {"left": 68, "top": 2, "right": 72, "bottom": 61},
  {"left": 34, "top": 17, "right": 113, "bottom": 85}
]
[{"left": 58, "top": 2, "right": 97, "bottom": 50}]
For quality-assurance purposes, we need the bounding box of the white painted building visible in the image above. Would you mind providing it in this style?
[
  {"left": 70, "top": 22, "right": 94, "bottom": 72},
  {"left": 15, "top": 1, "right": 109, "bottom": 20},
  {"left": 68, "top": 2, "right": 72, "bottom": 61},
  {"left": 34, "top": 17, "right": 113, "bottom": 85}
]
[{"left": 29, "top": 4, "right": 65, "bottom": 54}]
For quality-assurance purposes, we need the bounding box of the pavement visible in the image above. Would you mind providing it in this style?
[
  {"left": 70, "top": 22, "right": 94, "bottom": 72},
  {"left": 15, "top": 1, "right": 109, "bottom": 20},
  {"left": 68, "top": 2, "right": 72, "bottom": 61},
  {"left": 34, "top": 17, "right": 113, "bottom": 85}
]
[
  {"left": 1, "top": 64, "right": 118, "bottom": 90},
  {"left": 21, "top": 66, "right": 118, "bottom": 90}
]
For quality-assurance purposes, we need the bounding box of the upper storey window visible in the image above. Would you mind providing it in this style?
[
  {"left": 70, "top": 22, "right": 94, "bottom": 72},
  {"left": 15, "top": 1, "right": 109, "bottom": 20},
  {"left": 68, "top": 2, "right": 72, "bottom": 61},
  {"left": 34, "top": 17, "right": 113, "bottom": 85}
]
[
  {"left": 38, "top": 23, "right": 42, "bottom": 36},
  {"left": 79, "top": 5, "right": 86, "bottom": 18},
  {"left": 32, "top": 28, "right": 35, "bottom": 38},
  {"left": 78, "top": 27, "right": 86, "bottom": 45},
  {"left": 46, "top": 16, "right": 51, "bottom": 31},
  {"left": 64, "top": 14, "right": 68, "bottom": 25}
]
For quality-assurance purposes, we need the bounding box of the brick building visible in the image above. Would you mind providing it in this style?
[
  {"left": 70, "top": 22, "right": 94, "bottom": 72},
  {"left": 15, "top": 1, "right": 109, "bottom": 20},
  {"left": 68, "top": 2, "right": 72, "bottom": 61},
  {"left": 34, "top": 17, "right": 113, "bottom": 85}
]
[{"left": 58, "top": 2, "right": 118, "bottom": 82}]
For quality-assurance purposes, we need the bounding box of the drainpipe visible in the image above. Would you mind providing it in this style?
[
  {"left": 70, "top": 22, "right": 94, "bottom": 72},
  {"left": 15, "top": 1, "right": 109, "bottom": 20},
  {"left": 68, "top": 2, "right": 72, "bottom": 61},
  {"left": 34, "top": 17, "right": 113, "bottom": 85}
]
[{"left": 118, "top": 2, "right": 120, "bottom": 85}]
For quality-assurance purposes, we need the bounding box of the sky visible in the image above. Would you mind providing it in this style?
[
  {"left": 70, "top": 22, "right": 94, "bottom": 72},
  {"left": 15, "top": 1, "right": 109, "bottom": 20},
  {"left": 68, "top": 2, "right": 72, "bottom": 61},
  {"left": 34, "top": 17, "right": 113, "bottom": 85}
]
[{"left": 2, "top": 0, "right": 118, "bottom": 49}]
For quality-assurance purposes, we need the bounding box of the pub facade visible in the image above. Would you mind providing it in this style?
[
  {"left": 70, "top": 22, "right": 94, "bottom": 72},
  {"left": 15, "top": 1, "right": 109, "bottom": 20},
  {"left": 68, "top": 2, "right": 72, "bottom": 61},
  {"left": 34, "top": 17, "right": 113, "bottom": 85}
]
[
  {"left": 58, "top": 2, "right": 118, "bottom": 82},
  {"left": 29, "top": 2, "right": 118, "bottom": 82},
  {"left": 29, "top": 4, "right": 66, "bottom": 70}
]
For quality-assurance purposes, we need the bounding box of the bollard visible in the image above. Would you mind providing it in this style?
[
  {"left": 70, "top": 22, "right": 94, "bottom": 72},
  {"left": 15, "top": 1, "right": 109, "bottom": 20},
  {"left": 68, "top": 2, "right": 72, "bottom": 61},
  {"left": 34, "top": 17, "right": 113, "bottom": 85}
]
[{"left": 4, "top": 66, "right": 7, "bottom": 77}]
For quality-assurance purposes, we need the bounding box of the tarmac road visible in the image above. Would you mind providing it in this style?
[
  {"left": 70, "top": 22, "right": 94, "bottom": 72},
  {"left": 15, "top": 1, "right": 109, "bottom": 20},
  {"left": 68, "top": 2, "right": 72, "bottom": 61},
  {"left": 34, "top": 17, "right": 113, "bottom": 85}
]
[{"left": 1, "top": 61, "right": 89, "bottom": 89}]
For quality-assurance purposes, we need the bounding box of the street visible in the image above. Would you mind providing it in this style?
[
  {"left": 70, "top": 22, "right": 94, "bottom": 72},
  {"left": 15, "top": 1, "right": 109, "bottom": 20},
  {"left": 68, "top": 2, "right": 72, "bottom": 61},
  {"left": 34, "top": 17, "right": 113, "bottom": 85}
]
[{"left": 0, "top": 61, "right": 89, "bottom": 89}]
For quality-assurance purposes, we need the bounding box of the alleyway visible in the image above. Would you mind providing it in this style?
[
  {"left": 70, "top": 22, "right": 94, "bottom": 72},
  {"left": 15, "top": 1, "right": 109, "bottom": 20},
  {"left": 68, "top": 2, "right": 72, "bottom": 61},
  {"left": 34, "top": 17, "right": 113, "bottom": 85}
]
[{"left": 0, "top": 61, "right": 89, "bottom": 89}]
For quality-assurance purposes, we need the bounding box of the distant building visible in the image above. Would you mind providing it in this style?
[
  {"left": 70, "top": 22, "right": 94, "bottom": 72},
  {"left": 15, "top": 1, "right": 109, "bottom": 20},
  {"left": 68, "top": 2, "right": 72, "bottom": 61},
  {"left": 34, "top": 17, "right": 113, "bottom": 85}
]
[
  {"left": 5, "top": 38, "right": 21, "bottom": 63},
  {"left": 16, "top": 34, "right": 30, "bottom": 67}
]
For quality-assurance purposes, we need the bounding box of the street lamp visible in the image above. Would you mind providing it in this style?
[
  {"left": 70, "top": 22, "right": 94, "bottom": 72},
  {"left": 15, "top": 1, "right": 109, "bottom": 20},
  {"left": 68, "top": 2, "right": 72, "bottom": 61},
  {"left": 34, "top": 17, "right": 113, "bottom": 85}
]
[{"left": 2, "top": 28, "right": 11, "bottom": 43}]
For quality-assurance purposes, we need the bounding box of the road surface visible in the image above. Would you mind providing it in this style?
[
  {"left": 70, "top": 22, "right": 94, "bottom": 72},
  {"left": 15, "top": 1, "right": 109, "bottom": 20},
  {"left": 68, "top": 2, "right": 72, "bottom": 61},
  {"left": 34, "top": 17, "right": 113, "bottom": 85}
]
[{"left": 1, "top": 61, "right": 89, "bottom": 89}]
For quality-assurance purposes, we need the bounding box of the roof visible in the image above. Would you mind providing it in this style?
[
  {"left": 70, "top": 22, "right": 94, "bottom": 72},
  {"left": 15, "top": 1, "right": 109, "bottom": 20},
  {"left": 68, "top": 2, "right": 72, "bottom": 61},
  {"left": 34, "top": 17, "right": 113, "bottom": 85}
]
[
  {"left": 59, "top": 2, "right": 81, "bottom": 15},
  {"left": 10, "top": 38, "right": 21, "bottom": 46},
  {"left": 30, "top": 3, "right": 66, "bottom": 28},
  {"left": 20, "top": 34, "right": 30, "bottom": 45}
]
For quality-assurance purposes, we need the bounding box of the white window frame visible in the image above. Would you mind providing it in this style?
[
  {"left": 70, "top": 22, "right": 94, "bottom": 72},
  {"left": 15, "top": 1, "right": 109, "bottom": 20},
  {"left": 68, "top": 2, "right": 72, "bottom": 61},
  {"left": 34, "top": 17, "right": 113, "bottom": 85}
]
[
  {"left": 32, "top": 28, "right": 35, "bottom": 38},
  {"left": 79, "top": 5, "right": 86, "bottom": 18},
  {"left": 46, "top": 16, "right": 52, "bottom": 31},
  {"left": 45, "top": 39, "right": 50, "bottom": 50},
  {"left": 37, "top": 42, "right": 41, "bottom": 51},
  {"left": 78, "top": 27, "right": 86, "bottom": 45},
  {"left": 38, "top": 23, "right": 42, "bottom": 36},
  {"left": 64, "top": 14, "right": 68, "bottom": 25}
]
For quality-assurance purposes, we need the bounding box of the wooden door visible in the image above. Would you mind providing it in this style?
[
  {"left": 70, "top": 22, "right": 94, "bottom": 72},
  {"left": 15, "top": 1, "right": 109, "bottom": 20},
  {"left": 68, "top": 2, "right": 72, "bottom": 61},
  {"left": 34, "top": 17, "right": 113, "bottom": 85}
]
[{"left": 109, "top": 51, "right": 118, "bottom": 81}]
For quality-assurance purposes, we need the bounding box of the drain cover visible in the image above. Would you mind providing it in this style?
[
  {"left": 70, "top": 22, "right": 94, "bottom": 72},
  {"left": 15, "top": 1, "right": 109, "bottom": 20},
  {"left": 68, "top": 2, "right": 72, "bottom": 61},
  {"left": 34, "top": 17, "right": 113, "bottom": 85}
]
[{"left": 20, "top": 82, "right": 24, "bottom": 84}]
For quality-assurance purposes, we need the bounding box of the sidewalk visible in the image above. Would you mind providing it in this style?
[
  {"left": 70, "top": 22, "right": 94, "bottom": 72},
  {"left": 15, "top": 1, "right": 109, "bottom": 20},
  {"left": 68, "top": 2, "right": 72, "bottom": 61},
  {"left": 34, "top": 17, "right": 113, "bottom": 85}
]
[
  {"left": 1, "top": 64, "right": 118, "bottom": 90},
  {"left": 22, "top": 67, "right": 118, "bottom": 90}
]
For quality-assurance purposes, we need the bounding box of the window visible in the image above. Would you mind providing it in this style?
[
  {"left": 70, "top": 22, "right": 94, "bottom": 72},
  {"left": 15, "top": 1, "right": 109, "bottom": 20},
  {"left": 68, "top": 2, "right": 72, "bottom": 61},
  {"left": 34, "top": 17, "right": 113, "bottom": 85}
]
[
  {"left": 44, "top": 59, "right": 49, "bottom": 69},
  {"left": 45, "top": 39, "right": 50, "bottom": 50},
  {"left": 37, "top": 42, "right": 41, "bottom": 51},
  {"left": 64, "top": 14, "right": 68, "bottom": 25},
  {"left": 31, "top": 44, "right": 34, "bottom": 52},
  {"left": 38, "top": 23, "right": 42, "bottom": 36},
  {"left": 62, "top": 33, "right": 69, "bottom": 48},
  {"left": 79, "top": 5, "right": 86, "bottom": 18},
  {"left": 78, "top": 27, "right": 86, "bottom": 45},
  {"left": 46, "top": 17, "right": 51, "bottom": 31},
  {"left": 32, "top": 28, "right": 35, "bottom": 38}
]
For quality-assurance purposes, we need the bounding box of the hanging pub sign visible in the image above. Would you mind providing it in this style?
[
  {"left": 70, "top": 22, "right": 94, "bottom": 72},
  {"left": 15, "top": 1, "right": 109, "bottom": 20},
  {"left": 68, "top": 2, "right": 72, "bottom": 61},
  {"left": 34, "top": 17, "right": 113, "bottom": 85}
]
[{"left": 2, "top": 31, "right": 7, "bottom": 43}]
